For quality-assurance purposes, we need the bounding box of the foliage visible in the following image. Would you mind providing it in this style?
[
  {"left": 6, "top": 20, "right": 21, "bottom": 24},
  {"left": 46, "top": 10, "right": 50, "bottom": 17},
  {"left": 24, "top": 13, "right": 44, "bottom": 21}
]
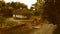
[
  {"left": 43, "top": 0, "right": 60, "bottom": 25},
  {"left": 0, "top": 16, "right": 5, "bottom": 24},
  {"left": 0, "top": 7, "right": 13, "bottom": 17},
  {"left": 11, "top": 2, "right": 27, "bottom": 9},
  {"left": 0, "top": 1, "right": 5, "bottom": 8},
  {"left": 5, "top": 21, "right": 18, "bottom": 27}
]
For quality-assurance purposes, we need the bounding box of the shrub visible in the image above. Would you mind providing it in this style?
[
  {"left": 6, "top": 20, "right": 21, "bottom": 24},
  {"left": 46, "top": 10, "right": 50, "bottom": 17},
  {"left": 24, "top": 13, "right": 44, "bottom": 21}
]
[
  {"left": 5, "top": 21, "right": 18, "bottom": 27},
  {"left": 0, "top": 16, "right": 5, "bottom": 24}
]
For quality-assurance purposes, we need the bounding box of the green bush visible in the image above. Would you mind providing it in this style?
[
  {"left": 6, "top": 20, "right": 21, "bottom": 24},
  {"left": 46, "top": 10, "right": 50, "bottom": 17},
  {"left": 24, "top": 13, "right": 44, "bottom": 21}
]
[
  {"left": 0, "top": 16, "right": 5, "bottom": 24},
  {"left": 6, "top": 21, "right": 18, "bottom": 27}
]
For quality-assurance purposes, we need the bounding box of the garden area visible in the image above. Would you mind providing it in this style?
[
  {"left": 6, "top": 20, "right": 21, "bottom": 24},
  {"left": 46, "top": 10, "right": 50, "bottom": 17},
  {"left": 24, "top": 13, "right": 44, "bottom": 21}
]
[{"left": 0, "top": 0, "right": 59, "bottom": 34}]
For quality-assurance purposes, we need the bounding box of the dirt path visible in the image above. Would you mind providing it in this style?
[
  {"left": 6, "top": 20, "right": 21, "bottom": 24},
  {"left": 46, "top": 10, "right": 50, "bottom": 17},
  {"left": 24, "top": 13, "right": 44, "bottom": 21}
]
[
  {"left": 29, "top": 24, "right": 57, "bottom": 34},
  {"left": 0, "top": 24, "right": 57, "bottom": 34}
]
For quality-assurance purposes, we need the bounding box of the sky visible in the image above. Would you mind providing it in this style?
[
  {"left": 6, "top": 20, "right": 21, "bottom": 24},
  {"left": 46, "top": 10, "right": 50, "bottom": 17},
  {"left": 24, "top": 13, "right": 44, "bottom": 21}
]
[{"left": 4, "top": 0, "right": 37, "bottom": 9}]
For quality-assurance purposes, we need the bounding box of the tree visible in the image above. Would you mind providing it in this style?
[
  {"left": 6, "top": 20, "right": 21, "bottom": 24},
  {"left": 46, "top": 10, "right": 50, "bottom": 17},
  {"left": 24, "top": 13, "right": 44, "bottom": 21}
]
[
  {"left": 43, "top": 0, "right": 60, "bottom": 25},
  {"left": 11, "top": 2, "right": 16, "bottom": 9},
  {"left": 6, "top": 2, "right": 11, "bottom": 7},
  {"left": 1, "top": 7, "right": 13, "bottom": 17}
]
